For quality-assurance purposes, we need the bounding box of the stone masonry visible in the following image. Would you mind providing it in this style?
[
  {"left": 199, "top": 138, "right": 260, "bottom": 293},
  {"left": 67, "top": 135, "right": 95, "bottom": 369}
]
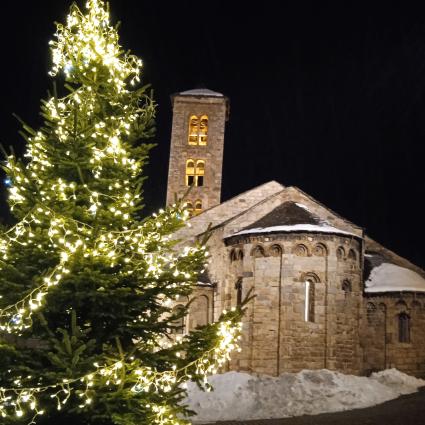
[
  {"left": 166, "top": 88, "right": 228, "bottom": 211},
  {"left": 167, "top": 89, "right": 425, "bottom": 378}
]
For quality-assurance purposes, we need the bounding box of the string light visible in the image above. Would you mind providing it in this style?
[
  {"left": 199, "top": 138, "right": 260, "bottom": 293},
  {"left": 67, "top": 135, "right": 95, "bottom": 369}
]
[{"left": 0, "top": 0, "right": 244, "bottom": 423}]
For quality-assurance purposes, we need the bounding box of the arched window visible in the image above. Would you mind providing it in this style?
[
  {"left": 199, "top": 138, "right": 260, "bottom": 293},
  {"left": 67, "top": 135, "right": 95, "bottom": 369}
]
[
  {"left": 305, "top": 279, "right": 315, "bottom": 322},
  {"left": 230, "top": 249, "right": 237, "bottom": 262},
  {"left": 171, "top": 305, "right": 186, "bottom": 334},
  {"left": 235, "top": 278, "right": 243, "bottom": 307},
  {"left": 186, "top": 159, "right": 195, "bottom": 186},
  {"left": 199, "top": 115, "right": 208, "bottom": 145},
  {"left": 252, "top": 245, "right": 265, "bottom": 258},
  {"left": 188, "top": 115, "right": 199, "bottom": 145},
  {"left": 195, "top": 161, "right": 205, "bottom": 187},
  {"left": 336, "top": 247, "right": 345, "bottom": 260},
  {"left": 301, "top": 273, "right": 319, "bottom": 323},
  {"left": 366, "top": 302, "right": 376, "bottom": 324},
  {"left": 194, "top": 199, "right": 202, "bottom": 215},
  {"left": 185, "top": 159, "right": 205, "bottom": 187},
  {"left": 398, "top": 313, "right": 410, "bottom": 343},
  {"left": 237, "top": 250, "right": 244, "bottom": 261},
  {"left": 188, "top": 114, "right": 208, "bottom": 145},
  {"left": 185, "top": 201, "right": 194, "bottom": 217},
  {"left": 348, "top": 249, "right": 357, "bottom": 261}
]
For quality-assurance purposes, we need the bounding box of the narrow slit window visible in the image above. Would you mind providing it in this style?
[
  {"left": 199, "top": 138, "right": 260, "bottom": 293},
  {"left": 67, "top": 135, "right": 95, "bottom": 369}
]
[
  {"left": 304, "top": 280, "right": 315, "bottom": 322},
  {"left": 398, "top": 313, "right": 410, "bottom": 343},
  {"left": 235, "top": 278, "right": 243, "bottom": 307}
]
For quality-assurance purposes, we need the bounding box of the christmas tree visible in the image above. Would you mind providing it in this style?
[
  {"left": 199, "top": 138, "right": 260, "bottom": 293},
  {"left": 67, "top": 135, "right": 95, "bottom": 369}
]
[{"left": 0, "top": 1, "right": 244, "bottom": 424}]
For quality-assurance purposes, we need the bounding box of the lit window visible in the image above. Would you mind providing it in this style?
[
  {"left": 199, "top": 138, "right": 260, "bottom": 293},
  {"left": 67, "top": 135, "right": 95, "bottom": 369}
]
[
  {"left": 398, "top": 313, "right": 410, "bottom": 343},
  {"left": 188, "top": 114, "right": 208, "bottom": 145},
  {"left": 304, "top": 280, "right": 315, "bottom": 322},
  {"left": 199, "top": 115, "right": 208, "bottom": 145},
  {"left": 186, "top": 159, "right": 195, "bottom": 186},
  {"left": 196, "top": 161, "right": 205, "bottom": 186},
  {"left": 188, "top": 115, "right": 199, "bottom": 145},
  {"left": 185, "top": 159, "right": 205, "bottom": 187}
]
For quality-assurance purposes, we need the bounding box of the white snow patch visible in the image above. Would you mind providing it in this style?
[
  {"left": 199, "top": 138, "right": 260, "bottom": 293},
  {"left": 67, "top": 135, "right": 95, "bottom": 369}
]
[
  {"left": 232, "top": 224, "right": 356, "bottom": 237},
  {"left": 295, "top": 202, "right": 311, "bottom": 211},
  {"left": 184, "top": 369, "right": 425, "bottom": 422},
  {"left": 365, "top": 263, "right": 425, "bottom": 293}
]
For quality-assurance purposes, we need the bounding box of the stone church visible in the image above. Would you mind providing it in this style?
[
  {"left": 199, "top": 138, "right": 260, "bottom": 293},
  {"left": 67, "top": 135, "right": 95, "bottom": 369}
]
[{"left": 166, "top": 88, "right": 425, "bottom": 378}]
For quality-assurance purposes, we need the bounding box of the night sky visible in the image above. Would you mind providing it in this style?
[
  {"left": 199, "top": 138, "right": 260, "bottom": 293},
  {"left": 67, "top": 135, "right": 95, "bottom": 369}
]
[{"left": 1, "top": 1, "right": 424, "bottom": 269}]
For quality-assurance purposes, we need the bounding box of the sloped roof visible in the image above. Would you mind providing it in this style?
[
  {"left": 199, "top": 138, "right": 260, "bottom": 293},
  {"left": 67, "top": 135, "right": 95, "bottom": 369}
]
[
  {"left": 179, "top": 88, "right": 224, "bottom": 97},
  {"left": 228, "top": 196, "right": 360, "bottom": 239},
  {"left": 364, "top": 236, "right": 425, "bottom": 293},
  {"left": 243, "top": 202, "right": 320, "bottom": 228},
  {"left": 365, "top": 260, "right": 425, "bottom": 293},
  {"left": 172, "top": 181, "right": 285, "bottom": 243}
]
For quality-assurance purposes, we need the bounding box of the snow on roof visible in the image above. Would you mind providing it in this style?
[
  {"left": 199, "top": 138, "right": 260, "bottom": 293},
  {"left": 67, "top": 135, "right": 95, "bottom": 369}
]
[
  {"left": 230, "top": 201, "right": 358, "bottom": 238},
  {"left": 295, "top": 202, "right": 310, "bottom": 212},
  {"left": 365, "top": 263, "right": 425, "bottom": 293},
  {"left": 179, "top": 88, "right": 224, "bottom": 97},
  {"left": 232, "top": 223, "right": 357, "bottom": 237}
]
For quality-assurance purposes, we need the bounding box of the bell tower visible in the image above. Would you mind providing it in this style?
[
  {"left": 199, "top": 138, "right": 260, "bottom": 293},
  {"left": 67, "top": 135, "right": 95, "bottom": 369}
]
[{"left": 166, "top": 88, "right": 229, "bottom": 214}]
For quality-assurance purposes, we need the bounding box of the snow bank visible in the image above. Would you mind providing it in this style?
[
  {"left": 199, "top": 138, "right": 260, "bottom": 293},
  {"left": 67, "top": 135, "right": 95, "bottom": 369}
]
[
  {"left": 365, "top": 262, "right": 425, "bottom": 293},
  {"left": 184, "top": 369, "right": 425, "bottom": 422}
]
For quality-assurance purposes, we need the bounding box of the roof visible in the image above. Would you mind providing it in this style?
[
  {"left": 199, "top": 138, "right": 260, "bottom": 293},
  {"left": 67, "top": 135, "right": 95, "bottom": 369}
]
[
  {"left": 231, "top": 201, "right": 358, "bottom": 238},
  {"left": 364, "top": 236, "right": 425, "bottom": 293},
  {"left": 365, "top": 260, "right": 425, "bottom": 293},
  {"left": 172, "top": 181, "right": 285, "bottom": 244},
  {"left": 244, "top": 202, "right": 321, "bottom": 228},
  {"left": 178, "top": 88, "right": 224, "bottom": 97}
]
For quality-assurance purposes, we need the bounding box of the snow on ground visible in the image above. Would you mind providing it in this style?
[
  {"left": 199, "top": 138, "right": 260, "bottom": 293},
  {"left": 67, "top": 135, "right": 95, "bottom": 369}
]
[
  {"left": 184, "top": 369, "right": 425, "bottom": 422},
  {"left": 365, "top": 262, "right": 425, "bottom": 293}
]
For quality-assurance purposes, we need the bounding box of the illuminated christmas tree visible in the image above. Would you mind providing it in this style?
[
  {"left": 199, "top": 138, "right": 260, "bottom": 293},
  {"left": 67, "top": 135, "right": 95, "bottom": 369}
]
[{"left": 0, "top": 1, "right": 244, "bottom": 424}]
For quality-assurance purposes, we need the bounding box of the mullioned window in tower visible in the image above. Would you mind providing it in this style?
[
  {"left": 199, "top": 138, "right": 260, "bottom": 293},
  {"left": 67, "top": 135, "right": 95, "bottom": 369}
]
[
  {"left": 188, "top": 115, "right": 208, "bottom": 145},
  {"left": 185, "top": 159, "right": 205, "bottom": 187}
]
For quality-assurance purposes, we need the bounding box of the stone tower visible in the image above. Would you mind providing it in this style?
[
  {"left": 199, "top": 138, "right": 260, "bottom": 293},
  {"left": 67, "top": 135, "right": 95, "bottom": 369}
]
[{"left": 166, "top": 88, "right": 229, "bottom": 214}]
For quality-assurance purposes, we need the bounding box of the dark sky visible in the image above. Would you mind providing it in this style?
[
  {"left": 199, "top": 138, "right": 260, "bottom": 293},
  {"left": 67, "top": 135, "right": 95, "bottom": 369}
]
[{"left": 1, "top": 1, "right": 424, "bottom": 268}]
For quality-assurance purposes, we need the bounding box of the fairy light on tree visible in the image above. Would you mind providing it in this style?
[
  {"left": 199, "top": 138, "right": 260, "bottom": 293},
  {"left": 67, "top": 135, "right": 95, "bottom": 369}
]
[{"left": 0, "top": 1, "right": 246, "bottom": 424}]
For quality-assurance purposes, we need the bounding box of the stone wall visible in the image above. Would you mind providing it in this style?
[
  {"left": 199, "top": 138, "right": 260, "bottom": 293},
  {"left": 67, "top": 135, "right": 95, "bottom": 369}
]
[
  {"left": 360, "top": 293, "right": 425, "bottom": 377},
  {"left": 221, "top": 232, "right": 363, "bottom": 376},
  {"left": 166, "top": 94, "right": 228, "bottom": 210}
]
